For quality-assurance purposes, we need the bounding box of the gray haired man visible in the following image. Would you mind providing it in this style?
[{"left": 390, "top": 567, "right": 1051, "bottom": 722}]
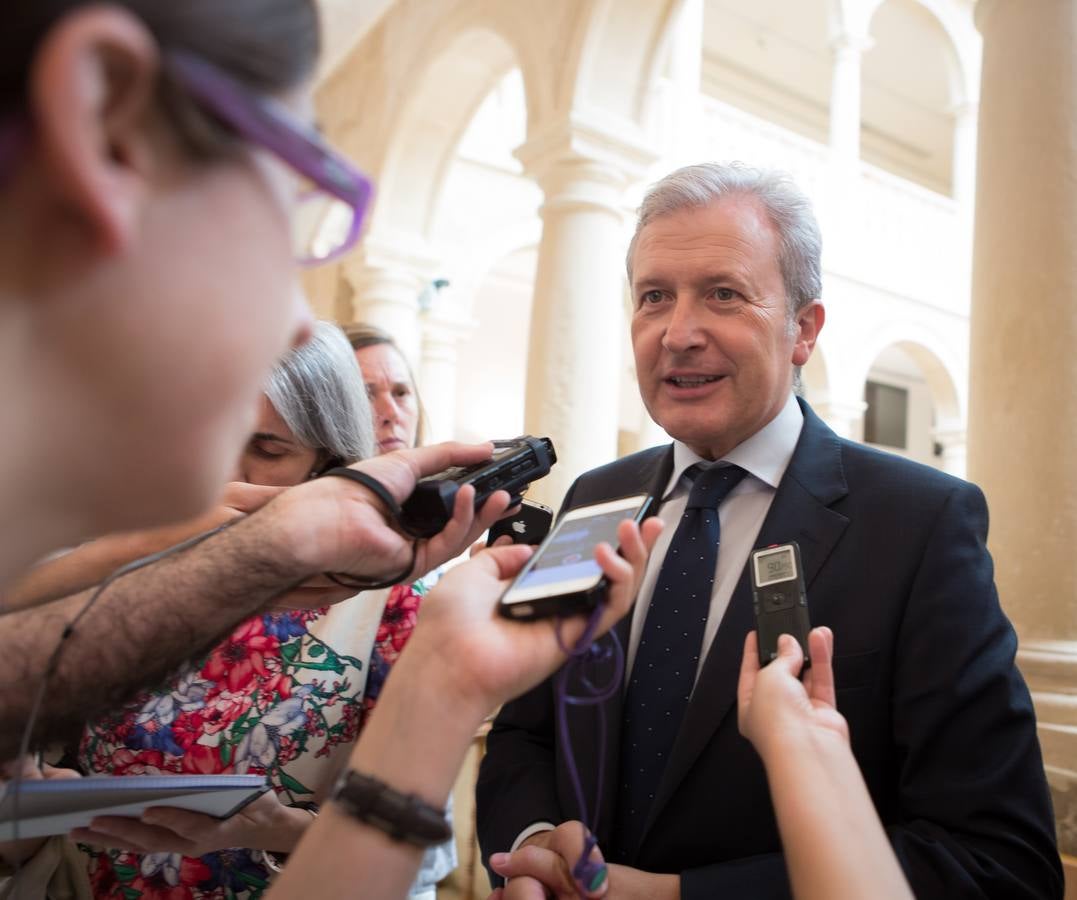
[{"left": 477, "top": 163, "right": 1062, "bottom": 899}]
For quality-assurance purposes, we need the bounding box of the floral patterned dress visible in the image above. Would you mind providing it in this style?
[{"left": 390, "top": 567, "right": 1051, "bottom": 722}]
[{"left": 78, "top": 581, "right": 430, "bottom": 900}]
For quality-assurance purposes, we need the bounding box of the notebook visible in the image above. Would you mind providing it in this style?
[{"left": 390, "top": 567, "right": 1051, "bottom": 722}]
[{"left": 0, "top": 774, "right": 269, "bottom": 841}]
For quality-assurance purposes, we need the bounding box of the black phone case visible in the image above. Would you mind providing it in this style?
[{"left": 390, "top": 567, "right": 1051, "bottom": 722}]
[
  {"left": 751, "top": 541, "right": 811, "bottom": 668},
  {"left": 487, "top": 501, "right": 554, "bottom": 546}
]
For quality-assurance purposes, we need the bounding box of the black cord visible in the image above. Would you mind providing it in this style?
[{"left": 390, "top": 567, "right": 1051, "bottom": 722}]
[{"left": 7, "top": 519, "right": 239, "bottom": 894}]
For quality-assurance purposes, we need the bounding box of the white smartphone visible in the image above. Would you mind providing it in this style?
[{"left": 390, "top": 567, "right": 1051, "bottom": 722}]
[{"left": 497, "top": 494, "right": 652, "bottom": 620}]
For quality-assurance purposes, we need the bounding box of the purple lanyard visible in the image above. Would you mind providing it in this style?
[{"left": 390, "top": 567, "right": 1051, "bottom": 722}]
[{"left": 554, "top": 604, "right": 625, "bottom": 890}]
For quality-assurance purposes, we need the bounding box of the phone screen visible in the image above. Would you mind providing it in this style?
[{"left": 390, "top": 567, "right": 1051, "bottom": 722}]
[{"left": 502, "top": 496, "right": 648, "bottom": 603}]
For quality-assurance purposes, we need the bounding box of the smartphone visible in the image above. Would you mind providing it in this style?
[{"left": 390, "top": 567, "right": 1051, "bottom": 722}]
[
  {"left": 498, "top": 494, "right": 652, "bottom": 621},
  {"left": 487, "top": 499, "right": 554, "bottom": 546},
  {"left": 750, "top": 542, "right": 811, "bottom": 669}
]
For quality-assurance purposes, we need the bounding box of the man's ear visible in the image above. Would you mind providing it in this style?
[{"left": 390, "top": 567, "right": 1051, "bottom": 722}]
[
  {"left": 791, "top": 300, "right": 825, "bottom": 367},
  {"left": 28, "top": 6, "right": 162, "bottom": 254}
]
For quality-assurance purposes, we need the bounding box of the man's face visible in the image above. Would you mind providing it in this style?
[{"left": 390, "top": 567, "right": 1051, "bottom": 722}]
[{"left": 629, "top": 196, "right": 819, "bottom": 460}]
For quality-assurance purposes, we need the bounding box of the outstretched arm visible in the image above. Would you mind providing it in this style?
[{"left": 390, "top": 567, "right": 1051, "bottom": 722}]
[
  {"left": 267, "top": 517, "right": 663, "bottom": 900},
  {"left": 738, "top": 629, "right": 912, "bottom": 900},
  {"left": 0, "top": 442, "right": 509, "bottom": 758}
]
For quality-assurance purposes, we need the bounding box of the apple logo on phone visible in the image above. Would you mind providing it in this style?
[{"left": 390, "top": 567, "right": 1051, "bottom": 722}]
[{"left": 512, "top": 520, "right": 527, "bottom": 534}]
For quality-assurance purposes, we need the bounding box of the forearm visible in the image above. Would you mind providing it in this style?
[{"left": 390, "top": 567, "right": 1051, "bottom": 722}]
[
  {"left": 269, "top": 654, "right": 487, "bottom": 900},
  {"left": 0, "top": 527, "right": 203, "bottom": 613},
  {"left": 761, "top": 732, "right": 911, "bottom": 900},
  {"left": 0, "top": 513, "right": 311, "bottom": 758}
]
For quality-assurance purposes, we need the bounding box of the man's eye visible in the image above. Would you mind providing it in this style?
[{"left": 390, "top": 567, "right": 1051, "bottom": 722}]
[
  {"left": 640, "top": 290, "right": 664, "bottom": 306},
  {"left": 713, "top": 287, "right": 738, "bottom": 302}
]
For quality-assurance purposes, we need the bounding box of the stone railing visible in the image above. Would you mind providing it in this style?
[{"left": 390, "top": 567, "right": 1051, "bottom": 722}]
[{"left": 698, "top": 95, "right": 968, "bottom": 315}]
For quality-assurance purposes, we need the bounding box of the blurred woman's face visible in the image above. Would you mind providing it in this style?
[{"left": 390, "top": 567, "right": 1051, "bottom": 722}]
[
  {"left": 234, "top": 396, "right": 320, "bottom": 487},
  {"left": 355, "top": 344, "right": 420, "bottom": 454}
]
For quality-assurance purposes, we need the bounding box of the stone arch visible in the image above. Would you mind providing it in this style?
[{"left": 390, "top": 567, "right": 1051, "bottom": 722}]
[
  {"left": 859, "top": 0, "right": 974, "bottom": 193},
  {"left": 371, "top": 27, "right": 523, "bottom": 239},
  {"left": 571, "top": 0, "right": 686, "bottom": 128},
  {"left": 699, "top": 0, "right": 836, "bottom": 147},
  {"left": 869, "top": 0, "right": 974, "bottom": 104},
  {"left": 854, "top": 326, "right": 964, "bottom": 428}
]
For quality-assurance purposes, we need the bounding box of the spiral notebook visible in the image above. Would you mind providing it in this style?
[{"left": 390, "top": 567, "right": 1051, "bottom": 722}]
[{"left": 0, "top": 774, "right": 269, "bottom": 841}]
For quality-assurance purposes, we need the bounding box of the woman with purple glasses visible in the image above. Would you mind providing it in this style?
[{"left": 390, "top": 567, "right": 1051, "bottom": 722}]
[{"left": 0, "top": 3, "right": 921, "bottom": 900}]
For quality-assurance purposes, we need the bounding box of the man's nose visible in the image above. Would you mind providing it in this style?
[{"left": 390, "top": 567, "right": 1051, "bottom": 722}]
[{"left": 662, "top": 298, "right": 705, "bottom": 353}]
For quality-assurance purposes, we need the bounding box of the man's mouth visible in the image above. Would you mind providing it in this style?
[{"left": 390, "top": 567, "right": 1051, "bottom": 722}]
[{"left": 666, "top": 374, "right": 723, "bottom": 387}]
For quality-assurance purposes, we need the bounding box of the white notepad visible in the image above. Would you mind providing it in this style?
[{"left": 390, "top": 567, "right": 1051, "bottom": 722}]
[{"left": 0, "top": 774, "right": 269, "bottom": 841}]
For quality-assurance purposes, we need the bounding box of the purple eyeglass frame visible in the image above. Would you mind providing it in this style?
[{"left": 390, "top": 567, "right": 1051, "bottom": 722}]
[
  {"left": 163, "top": 50, "right": 373, "bottom": 266},
  {"left": 1, "top": 52, "right": 373, "bottom": 266}
]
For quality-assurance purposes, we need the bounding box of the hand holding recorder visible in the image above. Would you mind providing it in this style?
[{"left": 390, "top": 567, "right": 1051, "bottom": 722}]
[{"left": 257, "top": 441, "right": 517, "bottom": 588}]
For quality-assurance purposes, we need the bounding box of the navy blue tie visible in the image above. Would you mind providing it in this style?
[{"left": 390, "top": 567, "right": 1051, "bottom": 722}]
[{"left": 615, "top": 462, "right": 748, "bottom": 859}]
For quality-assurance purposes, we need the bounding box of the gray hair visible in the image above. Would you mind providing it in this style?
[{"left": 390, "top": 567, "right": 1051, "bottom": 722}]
[
  {"left": 265, "top": 321, "right": 375, "bottom": 467},
  {"left": 626, "top": 162, "right": 822, "bottom": 314}
]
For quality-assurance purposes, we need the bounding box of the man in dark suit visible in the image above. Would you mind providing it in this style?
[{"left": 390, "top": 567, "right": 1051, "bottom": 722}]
[{"left": 476, "top": 163, "right": 1062, "bottom": 899}]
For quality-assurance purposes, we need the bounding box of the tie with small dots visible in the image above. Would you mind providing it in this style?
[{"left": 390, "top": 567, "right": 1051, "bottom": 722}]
[{"left": 614, "top": 462, "right": 748, "bottom": 860}]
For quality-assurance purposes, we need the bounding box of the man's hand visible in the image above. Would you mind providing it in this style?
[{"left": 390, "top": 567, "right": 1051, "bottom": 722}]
[
  {"left": 488, "top": 820, "right": 679, "bottom": 900},
  {"left": 737, "top": 627, "right": 848, "bottom": 763},
  {"left": 262, "top": 442, "right": 513, "bottom": 585},
  {"left": 490, "top": 821, "right": 608, "bottom": 899},
  {"left": 70, "top": 789, "right": 311, "bottom": 856}
]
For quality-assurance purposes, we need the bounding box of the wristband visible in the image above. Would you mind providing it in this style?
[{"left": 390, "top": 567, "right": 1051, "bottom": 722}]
[{"left": 329, "top": 769, "right": 452, "bottom": 848}]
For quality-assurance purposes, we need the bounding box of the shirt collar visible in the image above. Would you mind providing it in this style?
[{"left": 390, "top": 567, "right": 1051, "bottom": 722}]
[{"left": 662, "top": 392, "right": 804, "bottom": 499}]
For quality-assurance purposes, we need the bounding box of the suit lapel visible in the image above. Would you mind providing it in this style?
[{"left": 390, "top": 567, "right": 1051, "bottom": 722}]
[{"left": 641, "top": 401, "right": 851, "bottom": 842}]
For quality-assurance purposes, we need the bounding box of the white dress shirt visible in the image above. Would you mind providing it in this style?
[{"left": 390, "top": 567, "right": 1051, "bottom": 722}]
[
  {"left": 508, "top": 393, "right": 804, "bottom": 852},
  {"left": 626, "top": 392, "right": 804, "bottom": 685}
]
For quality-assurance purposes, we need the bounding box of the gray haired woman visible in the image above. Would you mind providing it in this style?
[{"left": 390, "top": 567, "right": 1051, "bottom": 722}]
[{"left": 71, "top": 322, "right": 417, "bottom": 899}]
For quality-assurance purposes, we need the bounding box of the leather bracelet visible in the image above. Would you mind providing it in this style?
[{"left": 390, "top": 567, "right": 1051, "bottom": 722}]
[{"left": 329, "top": 769, "right": 451, "bottom": 848}]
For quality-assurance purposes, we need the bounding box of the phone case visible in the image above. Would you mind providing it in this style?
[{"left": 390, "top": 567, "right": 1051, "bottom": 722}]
[
  {"left": 487, "top": 501, "right": 554, "bottom": 546},
  {"left": 497, "top": 495, "right": 653, "bottom": 621}
]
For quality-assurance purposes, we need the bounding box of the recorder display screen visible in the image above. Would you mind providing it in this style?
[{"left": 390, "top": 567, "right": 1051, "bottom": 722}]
[{"left": 754, "top": 546, "right": 797, "bottom": 587}]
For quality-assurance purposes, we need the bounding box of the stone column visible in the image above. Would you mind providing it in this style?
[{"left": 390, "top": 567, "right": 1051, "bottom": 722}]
[
  {"left": 950, "top": 100, "right": 979, "bottom": 208},
  {"left": 967, "top": 0, "right": 1077, "bottom": 863},
  {"left": 930, "top": 425, "right": 966, "bottom": 479},
  {"left": 828, "top": 29, "right": 872, "bottom": 165},
  {"left": 667, "top": 0, "right": 705, "bottom": 167},
  {"left": 418, "top": 307, "right": 472, "bottom": 445},
  {"left": 515, "top": 122, "right": 654, "bottom": 508},
  {"left": 340, "top": 238, "right": 436, "bottom": 364},
  {"left": 950, "top": 100, "right": 979, "bottom": 295}
]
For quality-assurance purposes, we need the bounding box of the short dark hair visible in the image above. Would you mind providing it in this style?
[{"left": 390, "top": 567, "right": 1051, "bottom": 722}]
[{"left": 2, "top": 0, "right": 320, "bottom": 158}]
